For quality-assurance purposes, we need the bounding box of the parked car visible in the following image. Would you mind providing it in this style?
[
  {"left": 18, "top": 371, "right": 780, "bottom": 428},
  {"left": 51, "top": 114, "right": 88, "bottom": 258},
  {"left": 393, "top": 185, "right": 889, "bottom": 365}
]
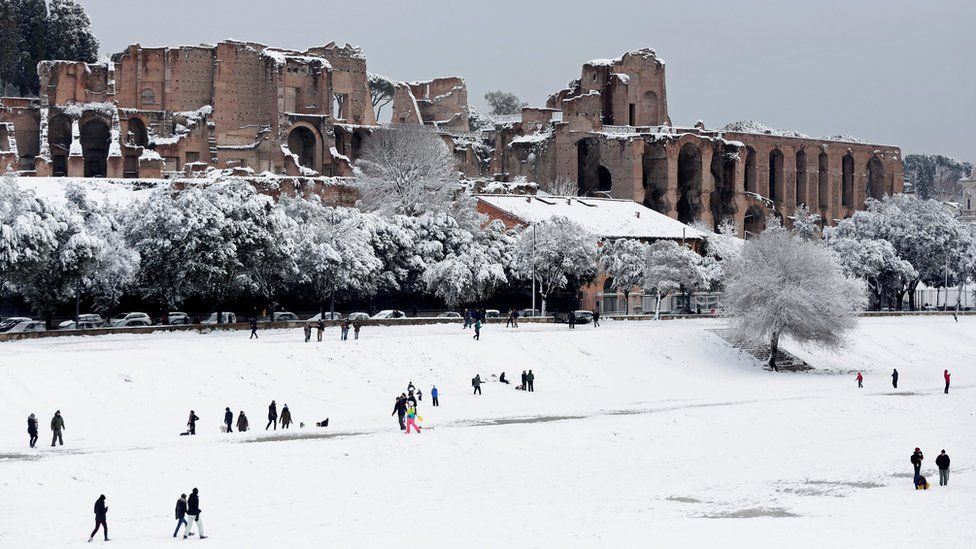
[
  {"left": 347, "top": 312, "right": 370, "bottom": 321},
  {"left": 109, "top": 312, "right": 151, "bottom": 327},
  {"left": 271, "top": 311, "right": 298, "bottom": 322},
  {"left": 485, "top": 309, "right": 501, "bottom": 319},
  {"left": 166, "top": 312, "right": 191, "bottom": 325},
  {"left": 7, "top": 320, "right": 47, "bottom": 333},
  {"left": 436, "top": 311, "right": 462, "bottom": 319},
  {"left": 305, "top": 312, "right": 342, "bottom": 321},
  {"left": 201, "top": 312, "right": 237, "bottom": 325},
  {"left": 57, "top": 314, "right": 105, "bottom": 330},
  {"left": 371, "top": 310, "right": 405, "bottom": 319},
  {"left": 554, "top": 310, "right": 594, "bottom": 324},
  {"left": 0, "top": 317, "right": 33, "bottom": 333},
  {"left": 519, "top": 309, "right": 542, "bottom": 318},
  {"left": 60, "top": 320, "right": 101, "bottom": 330}
]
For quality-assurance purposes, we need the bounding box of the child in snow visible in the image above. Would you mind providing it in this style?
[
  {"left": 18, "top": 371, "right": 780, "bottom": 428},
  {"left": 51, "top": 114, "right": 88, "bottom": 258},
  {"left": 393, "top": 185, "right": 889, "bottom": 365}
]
[
  {"left": 473, "top": 319, "right": 482, "bottom": 340},
  {"left": 405, "top": 405, "right": 421, "bottom": 434},
  {"left": 915, "top": 475, "right": 929, "bottom": 490},
  {"left": 856, "top": 372, "right": 863, "bottom": 388}
]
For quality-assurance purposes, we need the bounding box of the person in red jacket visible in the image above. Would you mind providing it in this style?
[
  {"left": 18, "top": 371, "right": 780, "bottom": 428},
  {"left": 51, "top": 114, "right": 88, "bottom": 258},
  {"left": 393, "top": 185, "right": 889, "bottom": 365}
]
[
  {"left": 856, "top": 372, "right": 863, "bottom": 388},
  {"left": 944, "top": 369, "right": 950, "bottom": 394}
]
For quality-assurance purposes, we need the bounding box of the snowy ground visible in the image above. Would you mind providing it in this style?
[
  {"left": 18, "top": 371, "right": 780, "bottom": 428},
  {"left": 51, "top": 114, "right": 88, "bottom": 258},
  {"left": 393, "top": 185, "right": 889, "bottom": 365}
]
[{"left": 0, "top": 316, "right": 973, "bottom": 547}]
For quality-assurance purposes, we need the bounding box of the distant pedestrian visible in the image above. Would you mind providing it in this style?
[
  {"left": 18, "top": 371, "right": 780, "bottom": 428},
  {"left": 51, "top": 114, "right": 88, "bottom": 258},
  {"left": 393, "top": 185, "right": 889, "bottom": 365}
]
[
  {"left": 280, "top": 404, "right": 292, "bottom": 429},
  {"left": 341, "top": 319, "right": 350, "bottom": 340},
  {"left": 316, "top": 320, "right": 325, "bottom": 342},
  {"left": 527, "top": 370, "right": 535, "bottom": 392},
  {"left": 404, "top": 405, "right": 421, "bottom": 434},
  {"left": 431, "top": 386, "right": 439, "bottom": 407},
  {"left": 856, "top": 372, "right": 863, "bottom": 388},
  {"left": 236, "top": 411, "right": 249, "bottom": 433},
  {"left": 911, "top": 447, "right": 924, "bottom": 484},
  {"left": 182, "top": 488, "right": 206, "bottom": 539},
  {"left": 250, "top": 318, "right": 259, "bottom": 339},
  {"left": 173, "top": 493, "right": 188, "bottom": 538},
  {"left": 499, "top": 372, "right": 510, "bottom": 384},
  {"left": 592, "top": 309, "right": 600, "bottom": 327},
  {"left": 568, "top": 312, "right": 576, "bottom": 329},
  {"left": 353, "top": 319, "right": 362, "bottom": 340},
  {"left": 50, "top": 410, "right": 65, "bottom": 446},
  {"left": 187, "top": 410, "right": 199, "bottom": 435},
  {"left": 891, "top": 368, "right": 898, "bottom": 389},
  {"left": 512, "top": 309, "right": 519, "bottom": 327},
  {"left": 408, "top": 381, "right": 416, "bottom": 396},
  {"left": 224, "top": 407, "right": 233, "bottom": 433},
  {"left": 463, "top": 309, "right": 471, "bottom": 329},
  {"left": 944, "top": 369, "right": 951, "bottom": 394},
  {"left": 473, "top": 319, "right": 481, "bottom": 340},
  {"left": 266, "top": 400, "right": 278, "bottom": 430},
  {"left": 936, "top": 450, "right": 951, "bottom": 486},
  {"left": 417, "top": 388, "right": 423, "bottom": 402},
  {"left": 521, "top": 370, "right": 527, "bottom": 390},
  {"left": 303, "top": 323, "right": 311, "bottom": 342},
  {"left": 88, "top": 494, "right": 108, "bottom": 542},
  {"left": 393, "top": 394, "right": 408, "bottom": 430},
  {"left": 27, "top": 413, "right": 38, "bottom": 448},
  {"left": 472, "top": 374, "right": 482, "bottom": 395}
]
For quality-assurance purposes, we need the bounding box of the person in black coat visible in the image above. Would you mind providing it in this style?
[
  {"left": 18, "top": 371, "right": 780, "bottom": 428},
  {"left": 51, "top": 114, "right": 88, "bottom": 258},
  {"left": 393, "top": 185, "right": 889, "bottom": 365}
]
[
  {"left": 89, "top": 494, "right": 108, "bottom": 542},
  {"left": 249, "top": 318, "right": 259, "bottom": 339},
  {"left": 392, "top": 394, "right": 407, "bottom": 430},
  {"left": 173, "top": 493, "right": 188, "bottom": 538},
  {"left": 592, "top": 309, "right": 600, "bottom": 327},
  {"left": 891, "top": 369, "right": 898, "bottom": 389},
  {"left": 911, "top": 447, "right": 924, "bottom": 484},
  {"left": 187, "top": 410, "right": 199, "bottom": 435},
  {"left": 568, "top": 312, "right": 576, "bottom": 329},
  {"left": 27, "top": 413, "right": 38, "bottom": 448},
  {"left": 266, "top": 400, "right": 278, "bottom": 430},
  {"left": 183, "top": 488, "right": 206, "bottom": 539},
  {"left": 936, "top": 450, "right": 951, "bottom": 486},
  {"left": 224, "top": 407, "right": 233, "bottom": 433},
  {"left": 520, "top": 370, "right": 528, "bottom": 390}
]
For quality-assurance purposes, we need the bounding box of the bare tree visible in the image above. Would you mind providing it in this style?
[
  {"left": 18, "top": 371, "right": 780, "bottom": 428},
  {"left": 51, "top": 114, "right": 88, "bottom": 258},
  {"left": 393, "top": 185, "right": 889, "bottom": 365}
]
[
  {"left": 723, "top": 226, "right": 867, "bottom": 370},
  {"left": 538, "top": 177, "right": 579, "bottom": 197}
]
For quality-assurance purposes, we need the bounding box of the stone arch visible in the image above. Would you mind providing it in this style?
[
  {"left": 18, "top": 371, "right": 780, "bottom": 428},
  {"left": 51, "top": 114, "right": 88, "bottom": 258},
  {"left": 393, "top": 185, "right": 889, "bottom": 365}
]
[
  {"left": 576, "top": 137, "right": 601, "bottom": 196},
  {"left": 744, "top": 146, "right": 757, "bottom": 193},
  {"left": 743, "top": 204, "right": 766, "bottom": 239},
  {"left": 48, "top": 114, "right": 72, "bottom": 176},
  {"left": 127, "top": 117, "right": 148, "bottom": 147},
  {"left": 709, "top": 143, "right": 737, "bottom": 229},
  {"left": 818, "top": 151, "right": 829, "bottom": 209},
  {"left": 287, "top": 124, "right": 319, "bottom": 171},
  {"left": 642, "top": 142, "right": 668, "bottom": 214},
  {"left": 866, "top": 156, "right": 885, "bottom": 202},
  {"left": 795, "top": 149, "right": 807, "bottom": 206},
  {"left": 677, "top": 142, "right": 702, "bottom": 224},
  {"left": 768, "top": 148, "right": 784, "bottom": 203},
  {"left": 841, "top": 153, "right": 855, "bottom": 207},
  {"left": 597, "top": 165, "right": 612, "bottom": 193},
  {"left": 80, "top": 119, "right": 111, "bottom": 177},
  {"left": 643, "top": 90, "right": 659, "bottom": 126}
]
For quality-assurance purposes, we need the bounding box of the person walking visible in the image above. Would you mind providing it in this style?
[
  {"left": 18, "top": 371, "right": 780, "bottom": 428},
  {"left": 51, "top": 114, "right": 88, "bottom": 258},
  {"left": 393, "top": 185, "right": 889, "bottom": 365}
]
[
  {"left": 249, "top": 317, "right": 259, "bottom": 339},
  {"left": 27, "top": 413, "right": 38, "bottom": 448},
  {"left": 944, "top": 369, "right": 951, "bottom": 394},
  {"left": 473, "top": 318, "right": 481, "bottom": 341},
  {"left": 404, "top": 404, "right": 421, "bottom": 434},
  {"left": 463, "top": 309, "right": 471, "bottom": 329},
  {"left": 88, "top": 494, "right": 108, "bottom": 542},
  {"left": 236, "top": 411, "right": 249, "bottom": 433},
  {"left": 266, "top": 400, "right": 278, "bottom": 430},
  {"left": 568, "top": 312, "right": 576, "bottom": 329},
  {"left": 316, "top": 319, "right": 325, "bottom": 342},
  {"left": 505, "top": 309, "right": 514, "bottom": 328},
  {"left": 936, "top": 450, "right": 951, "bottom": 486},
  {"left": 173, "top": 493, "right": 188, "bottom": 538},
  {"left": 527, "top": 370, "right": 535, "bottom": 392},
  {"left": 512, "top": 309, "right": 519, "bottom": 328},
  {"left": 911, "top": 447, "right": 924, "bottom": 484},
  {"left": 223, "top": 407, "right": 233, "bottom": 433},
  {"left": 891, "top": 368, "right": 898, "bottom": 389},
  {"left": 187, "top": 410, "right": 199, "bottom": 436},
  {"left": 183, "top": 488, "right": 206, "bottom": 540},
  {"left": 472, "top": 374, "right": 482, "bottom": 395},
  {"left": 521, "top": 370, "right": 528, "bottom": 390},
  {"left": 341, "top": 318, "right": 350, "bottom": 340},
  {"left": 592, "top": 309, "right": 600, "bottom": 327},
  {"left": 856, "top": 372, "right": 863, "bottom": 388},
  {"left": 353, "top": 319, "right": 362, "bottom": 340},
  {"left": 431, "top": 386, "right": 439, "bottom": 407},
  {"left": 50, "top": 410, "right": 65, "bottom": 447},
  {"left": 280, "top": 404, "right": 292, "bottom": 429},
  {"left": 303, "top": 323, "right": 312, "bottom": 342},
  {"left": 393, "top": 394, "right": 408, "bottom": 430}
]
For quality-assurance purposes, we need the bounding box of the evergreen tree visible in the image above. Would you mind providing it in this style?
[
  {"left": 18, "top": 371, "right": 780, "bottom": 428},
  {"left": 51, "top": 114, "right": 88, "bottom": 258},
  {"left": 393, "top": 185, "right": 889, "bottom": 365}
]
[
  {"left": 0, "top": 1, "right": 20, "bottom": 95},
  {"left": 46, "top": 0, "right": 98, "bottom": 64},
  {"left": 13, "top": 0, "right": 48, "bottom": 96}
]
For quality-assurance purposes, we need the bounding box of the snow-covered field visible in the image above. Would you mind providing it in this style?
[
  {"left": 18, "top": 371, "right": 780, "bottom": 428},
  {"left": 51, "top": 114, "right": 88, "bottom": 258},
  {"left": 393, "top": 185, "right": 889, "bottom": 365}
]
[{"left": 0, "top": 316, "right": 973, "bottom": 547}]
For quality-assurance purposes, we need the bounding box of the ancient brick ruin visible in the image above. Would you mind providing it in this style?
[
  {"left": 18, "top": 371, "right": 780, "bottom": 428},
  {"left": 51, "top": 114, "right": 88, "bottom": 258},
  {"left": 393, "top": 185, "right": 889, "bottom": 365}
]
[{"left": 0, "top": 42, "right": 902, "bottom": 232}]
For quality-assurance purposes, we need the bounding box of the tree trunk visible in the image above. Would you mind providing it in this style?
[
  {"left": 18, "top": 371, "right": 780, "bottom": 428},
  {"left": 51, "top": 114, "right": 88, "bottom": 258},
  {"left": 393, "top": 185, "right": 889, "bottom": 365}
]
[
  {"left": 908, "top": 279, "right": 920, "bottom": 311},
  {"left": 623, "top": 289, "right": 630, "bottom": 315},
  {"left": 74, "top": 289, "right": 80, "bottom": 324},
  {"left": 541, "top": 295, "right": 547, "bottom": 316},
  {"left": 769, "top": 331, "right": 780, "bottom": 371},
  {"left": 330, "top": 294, "right": 336, "bottom": 319},
  {"left": 654, "top": 291, "right": 662, "bottom": 320}
]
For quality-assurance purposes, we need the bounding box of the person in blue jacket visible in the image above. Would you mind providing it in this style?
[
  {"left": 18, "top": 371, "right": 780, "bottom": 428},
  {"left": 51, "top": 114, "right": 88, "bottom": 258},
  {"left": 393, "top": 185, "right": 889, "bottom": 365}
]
[{"left": 431, "top": 386, "right": 440, "bottom": 407}]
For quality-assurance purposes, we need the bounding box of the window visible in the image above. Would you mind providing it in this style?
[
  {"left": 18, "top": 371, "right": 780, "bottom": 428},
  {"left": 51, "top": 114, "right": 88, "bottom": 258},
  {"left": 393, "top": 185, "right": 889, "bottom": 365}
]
[{"left": 141, "top": 88, "right": 156, "bottom": 105}]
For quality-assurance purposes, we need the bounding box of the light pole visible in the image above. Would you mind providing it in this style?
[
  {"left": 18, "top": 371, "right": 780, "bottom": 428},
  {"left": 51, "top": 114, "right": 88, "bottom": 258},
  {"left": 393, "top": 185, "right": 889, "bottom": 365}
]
[{"left": 531, "top": 223, "right": 536, "bottom": 315}]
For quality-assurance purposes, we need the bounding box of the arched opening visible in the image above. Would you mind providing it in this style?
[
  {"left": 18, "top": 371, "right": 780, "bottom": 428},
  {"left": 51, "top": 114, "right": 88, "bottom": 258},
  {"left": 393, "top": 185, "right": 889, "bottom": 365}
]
[
  {"left": 127, "top": 118, "right": 148, "bottom": 147},
  {"left": 597, "top": 165, "right": 612, "bottom": 193},
  {"left": 744, "top": 146, "right": 757, "bottom": 193},
  {"left": 795, "top": 150, "right": 807, "bottom": 206},
  {"left": 768, "top": 149, "right": 784, "bottom": 203},
  {"left": 287, "top": 126, "right": 317, "bottom": 170},
  {"left": 743, "top": 205, "right": 766, "bottom": 239},
  {"left": 48, "top": 115, "right": 72, "bottom": 176},
  {"left": 709, "top": 143, "right": 737, "bottom": 229},
  {"left": 80, "top": 120, "right": 110, "bottom": 178},
  {"left": 866, "top": 156, "right": 885, "bottom": 202},
  {"left": 841, "top": 153, "right": 855, "bottom": 207},
  {"left": 676, "top": 143, "right": 702, "bottom": 224},
  {"left": 643, "top": 91, "right": 659, "bottom": 126},
  {"left": 602, "top": 277, "right": 618, "bottom": 314},
  {"left": 642, "top": 143, "right": 668, "bottom": 214},
  {"left": 818, "top": 152, "right": 829, "bottom": 209},
  {"left": 576, "top": 137, "right": 601, "bottom": 196}
]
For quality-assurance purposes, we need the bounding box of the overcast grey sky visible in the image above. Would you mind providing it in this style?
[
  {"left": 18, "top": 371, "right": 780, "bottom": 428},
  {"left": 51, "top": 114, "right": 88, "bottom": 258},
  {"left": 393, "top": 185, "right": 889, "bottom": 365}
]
[{"left": 81, "top": 0, "right": 974, "bottom": 160}]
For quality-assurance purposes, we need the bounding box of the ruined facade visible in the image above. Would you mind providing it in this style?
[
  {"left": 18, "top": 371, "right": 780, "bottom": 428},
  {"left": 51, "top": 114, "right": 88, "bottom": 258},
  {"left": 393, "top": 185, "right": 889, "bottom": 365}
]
[{"left": 0, "top": 40, "right": 375, "bottom": 178}]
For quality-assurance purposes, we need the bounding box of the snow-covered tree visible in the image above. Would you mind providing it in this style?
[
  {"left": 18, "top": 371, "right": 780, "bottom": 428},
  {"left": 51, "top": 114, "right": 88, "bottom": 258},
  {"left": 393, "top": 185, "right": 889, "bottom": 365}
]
[
  {"left": 484, "top": 90, "right": 527, "bottom": 115},
  {"left": 641, "top": 240, "right": 706, "bottom": 319},
  {"left": 423, "top": 245, "right": 507, "bottom": 308},
  {"left": 45, "top": 0, "right": 98, "bottom": 65},
  {"left": 825, "top": 234, "right": 916, "bottom": 310},
  {"left": 368, "top": 73, "right": 395, "bottom": 120},
  {"left": 511, "top": 216, "right": 597, "bottom": 314},
  {"left": 724, "top": 226, "right": 867, "bottom": 370},
  {"left": 0, "top": 172, "right": 59, "bottom": 297},
  {"left": 598, "top": 238, "right": 648, "bottom": 314},
  {"left": 354, "top": 128, "right": 461, "bottom": 218},
  {"left": 789, "top": 204, "right": 822, "bottom": 241}
]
